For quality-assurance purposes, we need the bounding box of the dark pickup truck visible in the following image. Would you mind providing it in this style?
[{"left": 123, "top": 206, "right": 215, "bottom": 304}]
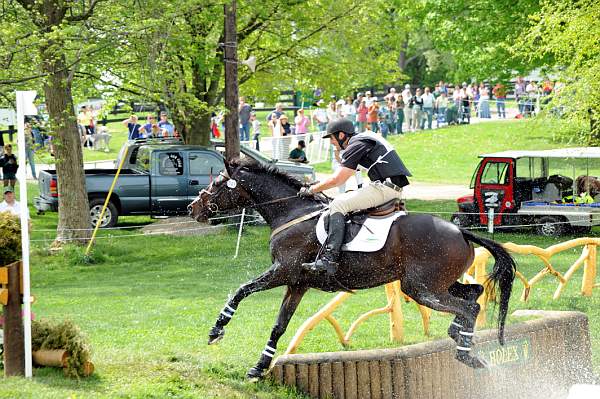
[{"left": 35, "top": 143, "right": 315, "bottom": 227}]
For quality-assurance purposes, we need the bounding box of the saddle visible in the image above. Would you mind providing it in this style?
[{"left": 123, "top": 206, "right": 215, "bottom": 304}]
[{"left": 316, "top": 199, "right": 407, "bottom": 252}]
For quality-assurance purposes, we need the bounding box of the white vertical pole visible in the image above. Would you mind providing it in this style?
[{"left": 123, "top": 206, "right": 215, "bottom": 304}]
[
  {"left": 233, "top": 208, "right": 246, "bottom": 259},
  {"left": 487, "top": 208, "right": 495, "bottom": 234},
  {"left": 15, "top": 91, "right": 34, "bottom": 378}
]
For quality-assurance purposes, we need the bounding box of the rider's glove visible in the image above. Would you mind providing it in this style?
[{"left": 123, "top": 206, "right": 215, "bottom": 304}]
[{"left": 298, "top": 186, "right": 314, "bottom": 198}]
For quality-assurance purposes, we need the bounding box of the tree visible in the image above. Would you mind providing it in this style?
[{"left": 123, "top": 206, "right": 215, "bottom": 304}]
[
  {"left": 0, "top": 0, "right": 112, "bottom": 244},
  {"left": 520, "top": 0, "right": 600, "bottom": 144}
]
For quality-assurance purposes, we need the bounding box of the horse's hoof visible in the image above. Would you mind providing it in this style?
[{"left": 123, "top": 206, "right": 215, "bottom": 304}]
[
  {"left": 246, "top": 366, "right": 266, "bottom": 381},
  {"left": 208, "top": 327, "right": 225, "bottom": 345},
  {"left": 456, "top": 352, "right": 488, "bottom": 369}
]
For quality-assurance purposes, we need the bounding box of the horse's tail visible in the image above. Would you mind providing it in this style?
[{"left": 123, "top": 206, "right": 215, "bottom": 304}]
[{"left": 460, "top": 228, "right": 516, "bottom": 345}]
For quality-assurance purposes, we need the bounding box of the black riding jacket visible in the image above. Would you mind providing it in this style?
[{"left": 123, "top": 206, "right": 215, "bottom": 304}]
[{"left": 340, "top": 132, "right": 411, "bottom": 187}]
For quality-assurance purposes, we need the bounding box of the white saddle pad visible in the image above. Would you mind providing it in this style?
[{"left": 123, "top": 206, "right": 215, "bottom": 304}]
[{"left": 316, "top": 211, "right": 406, "bottom": 252}]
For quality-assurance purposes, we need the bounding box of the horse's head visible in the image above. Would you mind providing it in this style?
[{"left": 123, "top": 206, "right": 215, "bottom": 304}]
[{"left": 188, "top": 160, "right": 253, "bottom": 222}]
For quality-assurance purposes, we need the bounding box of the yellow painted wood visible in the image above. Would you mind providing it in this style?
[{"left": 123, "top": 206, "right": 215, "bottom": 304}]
[
  {"left": 386, "top": 283, "right": 404, "bottom": 342},
  {"left": 582, "top": 244, "right": 597, "bottom": 296},
  {"left": 0, "top": 266, "right": 7, "bottom": 285},
  {"left": 0, "top": 288, "right": 8, "bottom": 305}
]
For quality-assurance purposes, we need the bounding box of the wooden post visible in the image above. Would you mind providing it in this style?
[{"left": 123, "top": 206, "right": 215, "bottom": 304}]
[
  {"left": 223, "top": 0, "right": 240, "bottom": 161},
  {"left": 3, "top": 261, "right": 24, "bottom": 376},
  {"left": 582, "top": 244, "right": 597, "bottom": 296},
  {"left": 385, "top": 282, "right": 403, "bottom": 342}
]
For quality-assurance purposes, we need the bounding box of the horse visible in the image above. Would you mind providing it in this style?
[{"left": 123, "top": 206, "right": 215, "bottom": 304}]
[
  {"left": 188, "top": 159, "right": 517, "bottom": 380},
  {"left": 576, "top": 175, "right": 600, "bottom": 198}
]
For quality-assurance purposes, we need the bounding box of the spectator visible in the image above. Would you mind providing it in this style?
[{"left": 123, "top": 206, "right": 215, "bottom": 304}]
[
  {"left": 378, "top": 112, "right": 389, "bottom": 138},
  {"left": 294, "top": 109, "right": 310, "bottom": 135},
  {"left": 367, "top": 99, "right": 379, "bottom": 132},
  {"left": 356, "top": 98, "right": 368, "bottom": 133},
  {"left": 411, "top": 89, "right": 423, "bottom": 131},
  {"left": 267, "top": 111, "right": 280, "bottom": 135},
  {"left": 384, "top": 87, "right": 397, "bottom": 102},
  {"left": 364, "top": 91, "right": 374, "bottom": 107},
  {"left": 312, "top": 99, "right": 328, "bottom": 131},
  {"left": 395, "top": 97, "right": 405, "bottom": 134},
  {"left": 0, "top": 186, "right": 29, "bottom": 220},
  {"left": 492, "top": 83, "right": 507, "bottom": 118},
  {"left": 327, "top": 100, "right": 340, "bottom": 123},
  {"left": 478, "top": 86, "right": 491, "bottom": 118},
  {"left": 267, "top": 103, "right": 285, "bottom": 121},
  {"left": 152, "top": 123, "right": 165, "bottom": 139},
  {"left": 139, "top": 115, "right": 156, "bottom": 138},
  {"left": 158, "top": 112, "right": 175, "bottom": 137},
  {"left": 123, "top": 114, "right": 142, "bottom": 140},
  {"left": 341, "top": 96, "right": 357, "bottom": 126},
  {"left": 352, "top": 93, "right": 364, "bottom": 130},
  {"left": 239, "top": 97, "right": 252, "bottom": 142},
  {"left": 289, "top": 140, "right": 308, "bottom": 163},
  {"left": 279, "top": 115, "right": 292, "bottom": 136},
  {"left": 251, "top": 113, "right": 261, "bottom": 150},
  {"left": 77, "top": 106, "right": 93, "bottom": 148},
  {"left": 435, "top": 92, "right": 448, "bottom": 127},
  {"left": 24, "top": 123, "right": 36, "bottom": 179},
  {"left": 401, "top": 84, "right": 413, "bottom": 132},
  {"left": 0, "top": 145, "right": 18, "bottom": 187},
  {"left": 515, "top": 77, "right": 526, "bottom": 115},
  {"left": 421, "top": 87, "right": 435, "bottom": 129}
]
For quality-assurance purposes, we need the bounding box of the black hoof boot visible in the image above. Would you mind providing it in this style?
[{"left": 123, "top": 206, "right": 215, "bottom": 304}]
[
  {"left": 447, "top": 319, "right": 464, "bottom": 343},
  {"left": 456, "top": 351, "right": 488, "bottom": 369},
  {"left": 246, "top": 366, "right": 266, "bottom": 381},
  {"left": 208, "top": 326, "right": 225, "bottom": 345}
]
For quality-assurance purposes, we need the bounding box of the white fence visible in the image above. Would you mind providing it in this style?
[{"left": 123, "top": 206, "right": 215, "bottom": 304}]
[{"left": 241, "top": 131, "right": 331, "bottom": 165}]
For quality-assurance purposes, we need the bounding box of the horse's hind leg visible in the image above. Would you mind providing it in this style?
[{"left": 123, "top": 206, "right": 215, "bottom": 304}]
[
  {"left": 247, "top": 285, "right": 308, "bottom": 380},
  {"left": 208, "top": 264, "right": 280, "bottom": 345},
  {"left": 401, "top": 280, "right": 487, "bottom": 369},
  {"left": 447, "top": 282, "right": 484, "bottom": 343}
]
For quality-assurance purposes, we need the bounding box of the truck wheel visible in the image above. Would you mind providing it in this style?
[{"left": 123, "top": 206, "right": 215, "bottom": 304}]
[
  {"left": 89, "top": 198, "right": 119, "bottom": 228},
  {"left": 535, "top": 216, "right": 566, "bottom": 237},
  {"left": 451, "top": 213, "right": 472, "bottom": 228}
]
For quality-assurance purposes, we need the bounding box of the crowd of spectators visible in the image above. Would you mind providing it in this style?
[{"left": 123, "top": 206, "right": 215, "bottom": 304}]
[{"left": 235, "top": 78, "right": 559, "bottom": 144}]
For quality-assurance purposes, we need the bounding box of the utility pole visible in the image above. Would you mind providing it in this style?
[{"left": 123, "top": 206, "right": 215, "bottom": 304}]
[{"left": 224, "top": 0, "right": 240, "bottom": 161}]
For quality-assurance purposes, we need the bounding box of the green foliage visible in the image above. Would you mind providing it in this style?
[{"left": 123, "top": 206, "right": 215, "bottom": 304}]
[
  {"left": 0, "top": 211, "right": 21, "bottom": 266},
  {"left": 520, "top": 0, "right": 600, "bottom": 145},
  {"left": 31, "top": 319, "right": 92, "bottom": 379}
]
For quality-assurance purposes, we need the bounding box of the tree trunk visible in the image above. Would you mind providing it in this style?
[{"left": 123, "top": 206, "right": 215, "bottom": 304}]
[
  {"left": 40, "top": 47, "right": 91, "bottom": 244},
  {"left": 398, "top": 39, "right": 408, "bottom": 71},
  {"left": 188, "top": 111, "right": 212, "bottom": 145},
  {"left": 224, "top": 0, "right": 240, "bottom": 161}
]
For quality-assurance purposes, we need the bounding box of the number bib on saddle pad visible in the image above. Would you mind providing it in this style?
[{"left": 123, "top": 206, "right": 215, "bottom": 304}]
[{"left": 316, "top": 211, "right": 406, "bottom": 252}]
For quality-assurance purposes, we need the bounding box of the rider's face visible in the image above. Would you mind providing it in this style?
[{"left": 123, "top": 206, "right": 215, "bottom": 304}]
[{"left": 332, "top": 132, "right": 348, "bottom": 150}]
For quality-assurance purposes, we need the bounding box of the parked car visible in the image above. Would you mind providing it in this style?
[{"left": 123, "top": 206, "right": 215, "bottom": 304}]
[
  {"left": 451, "top": 148, "right": 600, "bottom": 236},
  {"left": 36, "top": 142, "right": 315, "bottom": 228}
]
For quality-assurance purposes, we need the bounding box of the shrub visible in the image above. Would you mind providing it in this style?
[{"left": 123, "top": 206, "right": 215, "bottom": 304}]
[{"left": 0, "top": 211, "right": 21, "bottom": 266}]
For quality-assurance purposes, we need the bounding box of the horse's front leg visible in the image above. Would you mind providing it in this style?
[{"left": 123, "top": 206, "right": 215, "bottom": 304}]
[
  {"left": 208, "top": 264, "right": 280, "bottom": 345},
  {"left": 247, "top": 285, "right": 308, "bottom": 380}
]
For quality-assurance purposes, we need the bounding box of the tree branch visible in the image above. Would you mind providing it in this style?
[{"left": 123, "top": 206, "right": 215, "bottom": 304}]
[{"left": 65, "top": 0, "right": 105, "bottom": 22}]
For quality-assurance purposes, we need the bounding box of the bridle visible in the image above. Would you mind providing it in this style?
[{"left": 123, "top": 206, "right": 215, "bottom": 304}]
[{"left": 200, "top": 170, "right": 318, "bottom": 214}]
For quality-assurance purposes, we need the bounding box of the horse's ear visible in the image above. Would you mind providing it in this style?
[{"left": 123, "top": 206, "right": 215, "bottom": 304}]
[{"left": 224, "top": 159, "right": 233, "bottom": 177}]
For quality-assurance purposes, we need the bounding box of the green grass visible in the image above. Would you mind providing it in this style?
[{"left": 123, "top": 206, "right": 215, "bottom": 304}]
[
  {"left": 1, "top": 198, "right": 600, "bottom": 397},
  {"left": 3, "top": 117, "right": 599, "bottom": 397}
]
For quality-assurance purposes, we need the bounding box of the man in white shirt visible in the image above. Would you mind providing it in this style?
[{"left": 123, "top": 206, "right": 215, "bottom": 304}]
[
  {"left": 421, "top": 87, "right": 435, "bottom": 130},
  {"left": 401, "top": 84, "right": 413, "bottom": 131},
  {"left": 364, "top": 91, "right": 374, "bottom": 107},
  {"left": 0, "top": 186, "right": 29, "bottom": 219}
]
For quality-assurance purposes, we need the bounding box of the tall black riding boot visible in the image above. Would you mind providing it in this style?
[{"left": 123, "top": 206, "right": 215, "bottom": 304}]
[{"left": 303, "top": 212, "right": 345, "bottom": 275}]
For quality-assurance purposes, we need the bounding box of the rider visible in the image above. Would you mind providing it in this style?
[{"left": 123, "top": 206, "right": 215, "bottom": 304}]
[{"left": 298, "top": 118, "right": 411, "bottom": 274}]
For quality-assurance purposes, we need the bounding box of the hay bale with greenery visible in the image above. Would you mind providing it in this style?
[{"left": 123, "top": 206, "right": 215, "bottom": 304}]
[
  {"left": 0, "top": 211, "right": 21, "bottom": 266},
  {"left": 32, "top": 319, "right": 93, "bottom": 378},
  {"left": 0, "top": 211, "right": 20, "bottom": 371}
]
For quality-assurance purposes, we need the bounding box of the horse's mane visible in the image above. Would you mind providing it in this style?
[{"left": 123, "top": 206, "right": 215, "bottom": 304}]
[{"left": 230, "top": 158, "right": 305, "bottom": 190}]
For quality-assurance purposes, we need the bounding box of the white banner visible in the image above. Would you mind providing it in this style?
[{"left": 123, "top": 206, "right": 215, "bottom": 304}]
[{"left": 0, "top": 108, "right": 16, "bottom": 125}]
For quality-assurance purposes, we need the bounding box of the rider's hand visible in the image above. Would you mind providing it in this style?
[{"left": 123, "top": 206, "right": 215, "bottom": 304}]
[{"left": 298, "top": 186, "right": 314, "bottom": 198}]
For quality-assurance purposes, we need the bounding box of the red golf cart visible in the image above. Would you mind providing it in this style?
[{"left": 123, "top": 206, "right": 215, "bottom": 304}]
[{"left": 451, "top": 148, "right": 600, "bottom": 236}]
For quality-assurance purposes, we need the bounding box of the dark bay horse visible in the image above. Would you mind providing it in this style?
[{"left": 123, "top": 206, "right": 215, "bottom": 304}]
[{"left": 188, "top": 159, "right": 516, "bottom": 380}]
